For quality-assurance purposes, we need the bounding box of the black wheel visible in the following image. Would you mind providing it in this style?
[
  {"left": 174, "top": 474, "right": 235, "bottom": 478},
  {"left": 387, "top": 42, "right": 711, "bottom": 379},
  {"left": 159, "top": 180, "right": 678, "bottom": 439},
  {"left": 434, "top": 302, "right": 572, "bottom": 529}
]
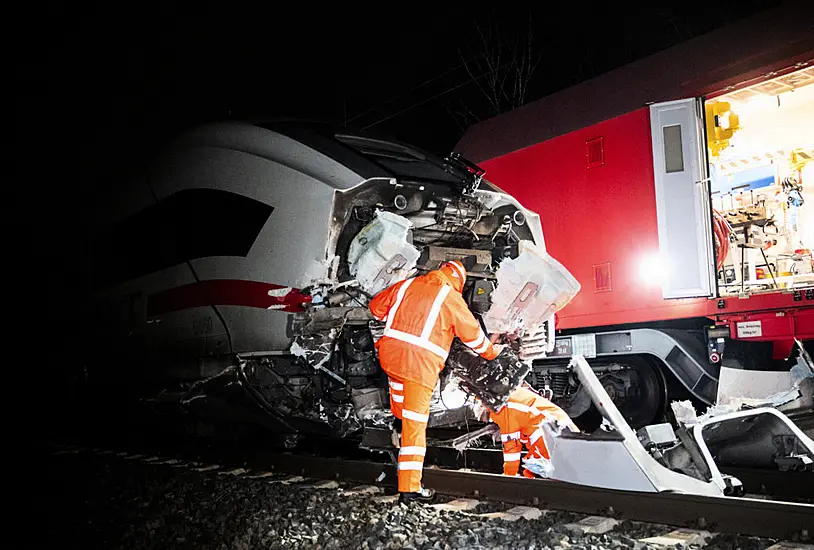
[{"left": 597, "top": 356, "right": 666, "bottom": 429}]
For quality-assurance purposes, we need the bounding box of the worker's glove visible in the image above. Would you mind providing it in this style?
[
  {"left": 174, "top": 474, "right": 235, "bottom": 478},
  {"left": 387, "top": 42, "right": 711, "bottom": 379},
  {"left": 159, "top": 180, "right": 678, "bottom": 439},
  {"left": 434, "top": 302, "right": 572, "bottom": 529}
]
[{"left": 493, "top": 344, "right": 507, "bottom": 356}]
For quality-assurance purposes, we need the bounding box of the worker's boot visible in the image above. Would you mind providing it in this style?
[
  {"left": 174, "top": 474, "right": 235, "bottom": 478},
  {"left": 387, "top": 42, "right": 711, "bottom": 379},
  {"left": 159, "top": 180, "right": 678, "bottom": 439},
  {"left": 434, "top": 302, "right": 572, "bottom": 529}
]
[{"left": 398, "top": 486, "right": 435, "bottom": 504}]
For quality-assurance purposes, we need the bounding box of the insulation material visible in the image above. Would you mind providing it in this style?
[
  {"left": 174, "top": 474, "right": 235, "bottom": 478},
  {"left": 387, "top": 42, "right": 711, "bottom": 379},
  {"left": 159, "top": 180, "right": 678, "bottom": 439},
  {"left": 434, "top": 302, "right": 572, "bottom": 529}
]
[
  {"left": 483, "top": 242, "right": 580, "bottom": 336},
  {"left": 446, "top": 340, "right": 530, "bottom": 411},
  {"left": 346, "top": 210, "right": 420, "bottom": 296},
  {"left": 670, "top": 400, "right": 699, "bottom": 425},
  {"left": 523, "top": 455, "right": 555, "bottom": 478}
]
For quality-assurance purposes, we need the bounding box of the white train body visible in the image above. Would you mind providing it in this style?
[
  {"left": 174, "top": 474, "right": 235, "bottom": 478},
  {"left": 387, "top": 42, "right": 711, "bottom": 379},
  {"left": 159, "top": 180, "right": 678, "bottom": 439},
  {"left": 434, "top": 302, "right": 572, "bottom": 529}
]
[
  {"left": 89, "top": 121, "right": 565, "bottom": 440},
  {"left": 93, "top": 123, "right": 545, "bottom": 363}
]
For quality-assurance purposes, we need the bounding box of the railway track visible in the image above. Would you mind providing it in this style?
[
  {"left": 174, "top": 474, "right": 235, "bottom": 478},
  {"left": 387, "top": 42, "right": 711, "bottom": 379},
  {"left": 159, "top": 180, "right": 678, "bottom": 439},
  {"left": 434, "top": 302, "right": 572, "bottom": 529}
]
[
  {"left": 421, "top": 446, "right": 814, "bottom": 502},
  {"left": 40, "top": 437, "right": 814, "bottom": 541}
]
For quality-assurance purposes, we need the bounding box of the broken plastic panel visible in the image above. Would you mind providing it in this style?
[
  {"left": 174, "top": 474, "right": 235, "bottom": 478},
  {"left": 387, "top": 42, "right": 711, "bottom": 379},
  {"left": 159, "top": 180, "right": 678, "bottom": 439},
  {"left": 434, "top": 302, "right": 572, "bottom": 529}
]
[
  {"left": 446, "top": 340, "right": 531, "bottom": 411},
  {"left": 346, "top": 210, "right": 420, "bottom": 296},
  {"left": 483, "top": 242, "right": 580, "bottom": 337},
  {"left": 541, "top": 355, "right": 725, "bottom": 495}
]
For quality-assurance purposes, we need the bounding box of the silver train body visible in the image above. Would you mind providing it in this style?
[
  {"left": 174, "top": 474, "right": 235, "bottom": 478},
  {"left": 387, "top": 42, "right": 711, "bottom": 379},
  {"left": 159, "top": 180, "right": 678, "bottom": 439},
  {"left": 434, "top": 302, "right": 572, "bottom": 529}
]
[{"left": 89, "top": 121, "right": 551, "bottom": 441}]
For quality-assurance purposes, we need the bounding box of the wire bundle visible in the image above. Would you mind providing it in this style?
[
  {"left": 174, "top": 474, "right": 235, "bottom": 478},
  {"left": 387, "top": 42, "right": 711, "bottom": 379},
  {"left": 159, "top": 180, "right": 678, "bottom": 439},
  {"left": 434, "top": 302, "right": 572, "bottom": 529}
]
[{"left": 712, "top": 209, "right": 733, "bottom": 272}]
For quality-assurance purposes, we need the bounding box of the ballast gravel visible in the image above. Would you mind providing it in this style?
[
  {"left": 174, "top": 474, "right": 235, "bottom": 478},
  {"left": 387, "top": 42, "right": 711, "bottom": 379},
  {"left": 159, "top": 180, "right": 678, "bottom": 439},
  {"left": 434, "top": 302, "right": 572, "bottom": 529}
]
[{"left": 32, "top": 446, "right": 797, "bottom": 550}]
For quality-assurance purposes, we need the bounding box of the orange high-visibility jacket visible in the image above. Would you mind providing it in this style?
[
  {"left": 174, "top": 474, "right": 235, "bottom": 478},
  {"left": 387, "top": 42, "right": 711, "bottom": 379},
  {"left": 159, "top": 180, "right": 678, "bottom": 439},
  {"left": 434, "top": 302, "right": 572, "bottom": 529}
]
[
  {"left": 490, "top": 385, "right": 578, "bottom": 475},
  {"left": 369, "top": 261, "right": 498, "bottom": 389}
]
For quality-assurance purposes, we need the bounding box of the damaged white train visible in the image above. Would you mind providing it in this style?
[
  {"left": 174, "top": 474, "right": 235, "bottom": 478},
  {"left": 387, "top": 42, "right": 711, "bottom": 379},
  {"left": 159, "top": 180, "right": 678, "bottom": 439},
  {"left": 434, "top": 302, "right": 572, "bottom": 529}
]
[{"left": 88, "top": 121, "right": 580, "bottom": 444}]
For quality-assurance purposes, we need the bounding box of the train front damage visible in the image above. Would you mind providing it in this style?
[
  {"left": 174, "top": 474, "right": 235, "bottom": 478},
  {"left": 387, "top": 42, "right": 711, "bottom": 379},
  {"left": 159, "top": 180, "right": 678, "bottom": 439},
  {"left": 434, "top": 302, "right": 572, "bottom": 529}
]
[{"left": 185, "top": 133, "right": 581, "bottom": 445}]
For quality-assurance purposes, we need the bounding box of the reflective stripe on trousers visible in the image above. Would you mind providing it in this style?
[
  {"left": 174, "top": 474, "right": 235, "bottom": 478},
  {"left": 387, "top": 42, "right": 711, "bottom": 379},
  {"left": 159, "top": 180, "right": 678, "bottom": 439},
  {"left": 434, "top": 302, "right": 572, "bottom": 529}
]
[{"left": 388, "top": 375, "right": 434, "bottom": 493}]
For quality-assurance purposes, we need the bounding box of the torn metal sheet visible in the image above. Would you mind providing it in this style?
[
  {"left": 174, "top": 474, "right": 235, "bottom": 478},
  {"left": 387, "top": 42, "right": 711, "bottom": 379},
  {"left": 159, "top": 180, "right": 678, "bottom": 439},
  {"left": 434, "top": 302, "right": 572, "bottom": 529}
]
[
  {"left": 710, "top": 344, "right": 813, "bottom": 416},
  {"left": 542, "top": 355, "right": 724, "bottom": 496},
  {"left": 716, "top": 366, "right": 795, "bottom": 407}
]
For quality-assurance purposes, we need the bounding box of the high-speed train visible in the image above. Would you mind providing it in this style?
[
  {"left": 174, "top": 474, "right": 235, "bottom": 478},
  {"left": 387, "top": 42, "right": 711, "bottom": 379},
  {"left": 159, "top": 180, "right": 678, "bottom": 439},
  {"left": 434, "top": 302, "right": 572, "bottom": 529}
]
[{"left": 88, "top": 121, "right": 578, "bottom": 444}]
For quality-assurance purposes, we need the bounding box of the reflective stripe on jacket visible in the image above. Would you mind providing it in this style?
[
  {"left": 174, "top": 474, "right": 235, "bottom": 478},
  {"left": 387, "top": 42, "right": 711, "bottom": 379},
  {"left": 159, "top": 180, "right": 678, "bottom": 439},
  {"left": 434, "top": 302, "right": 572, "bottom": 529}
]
[
  {"left": 369, "top": 267, "right": 497, "bottom": 388},
  {"left": 489, "top": 386, "right": 578, "bottom": 473}
]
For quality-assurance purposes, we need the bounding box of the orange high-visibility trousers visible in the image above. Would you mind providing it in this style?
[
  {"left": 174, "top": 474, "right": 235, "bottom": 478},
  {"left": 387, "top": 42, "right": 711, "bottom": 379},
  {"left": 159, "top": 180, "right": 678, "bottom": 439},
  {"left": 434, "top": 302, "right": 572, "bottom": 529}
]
[
  {"left": 370, "top": 261, "right": 498, "bottom": 493},
  {"left": 491, "top": 386, "right": 578, "bottom": 477},
  {"left": 387, "top": 373, "right": 434, "bottom": 493},
  {"left": 500, "top": 427, "right": 551, "bottom": 477}
]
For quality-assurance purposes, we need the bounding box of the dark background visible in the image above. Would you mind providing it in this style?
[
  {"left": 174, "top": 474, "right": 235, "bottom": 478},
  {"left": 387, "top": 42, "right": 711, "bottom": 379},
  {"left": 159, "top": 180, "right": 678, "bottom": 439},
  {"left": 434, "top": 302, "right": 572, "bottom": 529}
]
[{"left": 13, "top": 1, "right": 783, "bottom": 376}]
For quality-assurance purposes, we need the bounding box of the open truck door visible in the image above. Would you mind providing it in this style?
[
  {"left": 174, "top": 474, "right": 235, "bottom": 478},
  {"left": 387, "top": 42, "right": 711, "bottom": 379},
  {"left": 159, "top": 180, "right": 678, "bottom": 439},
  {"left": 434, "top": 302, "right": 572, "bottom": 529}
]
[{"left": 650, "top": 98, "right": 717, "bottom": 299}]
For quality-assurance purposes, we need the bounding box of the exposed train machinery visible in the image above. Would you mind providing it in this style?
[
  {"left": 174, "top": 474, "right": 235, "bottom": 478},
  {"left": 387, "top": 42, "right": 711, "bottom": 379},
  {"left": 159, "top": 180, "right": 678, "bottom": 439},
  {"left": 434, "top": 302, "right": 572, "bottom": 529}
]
[
  {"left": 89, "top": 121, "right": 575, "bottom": 438},
  {"left": 85, "top": 121, "right": 813, "bottom": 504}
]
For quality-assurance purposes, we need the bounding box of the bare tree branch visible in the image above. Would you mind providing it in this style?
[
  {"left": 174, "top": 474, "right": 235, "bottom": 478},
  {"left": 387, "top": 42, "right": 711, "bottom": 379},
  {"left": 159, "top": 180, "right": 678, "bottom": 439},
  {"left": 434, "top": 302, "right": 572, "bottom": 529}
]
[{"left": 452, "top": 10, "right": 542, "bottom": 126}]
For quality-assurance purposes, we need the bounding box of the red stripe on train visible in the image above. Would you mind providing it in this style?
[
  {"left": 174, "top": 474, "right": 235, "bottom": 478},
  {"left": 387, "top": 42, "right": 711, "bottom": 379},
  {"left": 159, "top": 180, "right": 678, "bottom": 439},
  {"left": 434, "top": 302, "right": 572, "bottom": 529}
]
[{"left": 146, "top": 279, "right": 312, "bottom": 317}]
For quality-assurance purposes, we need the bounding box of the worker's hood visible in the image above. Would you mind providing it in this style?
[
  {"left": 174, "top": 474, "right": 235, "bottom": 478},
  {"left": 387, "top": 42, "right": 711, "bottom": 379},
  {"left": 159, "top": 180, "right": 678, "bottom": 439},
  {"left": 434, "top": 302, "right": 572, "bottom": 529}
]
[
  {"left": 438, "top": 261, "right": 466, "bottom": 292},
  {"left": 427, "top": 268, "right": 464, "bottom": 293}
]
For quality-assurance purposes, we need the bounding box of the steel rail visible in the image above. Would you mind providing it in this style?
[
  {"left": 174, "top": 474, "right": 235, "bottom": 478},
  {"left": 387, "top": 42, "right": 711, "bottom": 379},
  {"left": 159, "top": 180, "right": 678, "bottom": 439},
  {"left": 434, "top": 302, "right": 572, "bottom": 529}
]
[
  {"left": 425, "top": 446, "right": 814, "bottom": 502},
  {"left": 249, "top": 451, "right": 813, "bottom": 540},
  {"left": 40, "top": 435, "right": 813, "bottom": 539}
]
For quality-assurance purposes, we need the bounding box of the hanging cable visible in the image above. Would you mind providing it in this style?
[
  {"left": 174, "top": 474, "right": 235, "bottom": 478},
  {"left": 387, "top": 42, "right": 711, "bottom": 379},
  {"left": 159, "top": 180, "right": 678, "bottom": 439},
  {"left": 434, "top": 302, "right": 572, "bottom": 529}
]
[{"left": 713, "top": 209, "right": 733, "bottom": 272}]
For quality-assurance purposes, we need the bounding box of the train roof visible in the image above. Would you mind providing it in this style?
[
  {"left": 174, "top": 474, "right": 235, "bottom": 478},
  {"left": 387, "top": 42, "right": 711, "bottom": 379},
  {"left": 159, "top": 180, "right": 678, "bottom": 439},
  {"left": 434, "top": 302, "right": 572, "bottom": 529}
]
[
  {"left": 179, "top": 119, "right": 486, "bottom": 189},
  {"left": 455, "top": 5, "right": 814, "bottom": 163}
]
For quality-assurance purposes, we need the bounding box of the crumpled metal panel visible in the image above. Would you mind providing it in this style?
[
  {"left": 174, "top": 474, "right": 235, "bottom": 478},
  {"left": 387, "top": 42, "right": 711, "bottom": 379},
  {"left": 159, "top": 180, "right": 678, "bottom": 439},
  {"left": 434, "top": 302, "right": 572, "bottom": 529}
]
[
  {"left": 690, "top": 407, "right": 814, "bottom": 476},
  {"left": 542, "top": 355, "right": 723, "bottom": 496}
]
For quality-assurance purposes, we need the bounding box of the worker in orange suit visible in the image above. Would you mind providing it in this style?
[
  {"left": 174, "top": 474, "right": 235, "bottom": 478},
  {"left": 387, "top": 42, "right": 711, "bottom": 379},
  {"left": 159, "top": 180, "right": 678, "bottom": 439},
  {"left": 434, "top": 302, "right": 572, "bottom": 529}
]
[
  {"left": 369, "top": 259, "right": 500, "bottom": 504},
  {"left": 481, "top": 383, "right": 578, "bottom": 478}
]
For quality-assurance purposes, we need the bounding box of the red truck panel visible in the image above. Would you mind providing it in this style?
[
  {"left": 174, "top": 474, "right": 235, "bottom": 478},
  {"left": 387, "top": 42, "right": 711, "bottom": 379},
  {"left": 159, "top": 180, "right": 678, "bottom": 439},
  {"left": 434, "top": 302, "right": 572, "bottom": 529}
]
[{"left": 482, "top": 108, "right": 814, "bottom": 330}]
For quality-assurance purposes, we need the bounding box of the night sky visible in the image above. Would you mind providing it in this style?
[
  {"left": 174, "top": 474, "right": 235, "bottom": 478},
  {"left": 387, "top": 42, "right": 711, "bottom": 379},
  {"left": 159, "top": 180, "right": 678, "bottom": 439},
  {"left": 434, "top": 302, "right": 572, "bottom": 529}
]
[{"left": 14, "top": 1, "right": 782, "bottom": 361}]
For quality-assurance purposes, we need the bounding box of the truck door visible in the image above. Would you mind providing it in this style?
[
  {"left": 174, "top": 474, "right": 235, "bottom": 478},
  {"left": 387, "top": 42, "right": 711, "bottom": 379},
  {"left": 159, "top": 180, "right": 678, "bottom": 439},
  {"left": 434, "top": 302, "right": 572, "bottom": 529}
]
[{"left": 649, "top": 98, "right": 716, "bottom": 299}]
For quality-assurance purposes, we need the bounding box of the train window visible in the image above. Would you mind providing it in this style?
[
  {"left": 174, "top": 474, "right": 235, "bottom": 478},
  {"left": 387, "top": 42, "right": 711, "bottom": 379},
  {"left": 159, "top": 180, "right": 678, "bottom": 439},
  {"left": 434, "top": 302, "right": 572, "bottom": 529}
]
[
  {"left": 92, "top": 189, "right": 273, "bottom": 288},
  {"left": 663, "top": 124, "right": 685, "bottom": 173}
]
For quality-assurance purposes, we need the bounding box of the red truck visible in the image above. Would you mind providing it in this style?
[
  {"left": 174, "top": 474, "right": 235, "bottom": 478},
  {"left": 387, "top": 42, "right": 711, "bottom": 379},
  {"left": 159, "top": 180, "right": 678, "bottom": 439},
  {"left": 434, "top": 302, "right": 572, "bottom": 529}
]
[{"left": 455, "top": 6, "right": 814, "bottom": 428}]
